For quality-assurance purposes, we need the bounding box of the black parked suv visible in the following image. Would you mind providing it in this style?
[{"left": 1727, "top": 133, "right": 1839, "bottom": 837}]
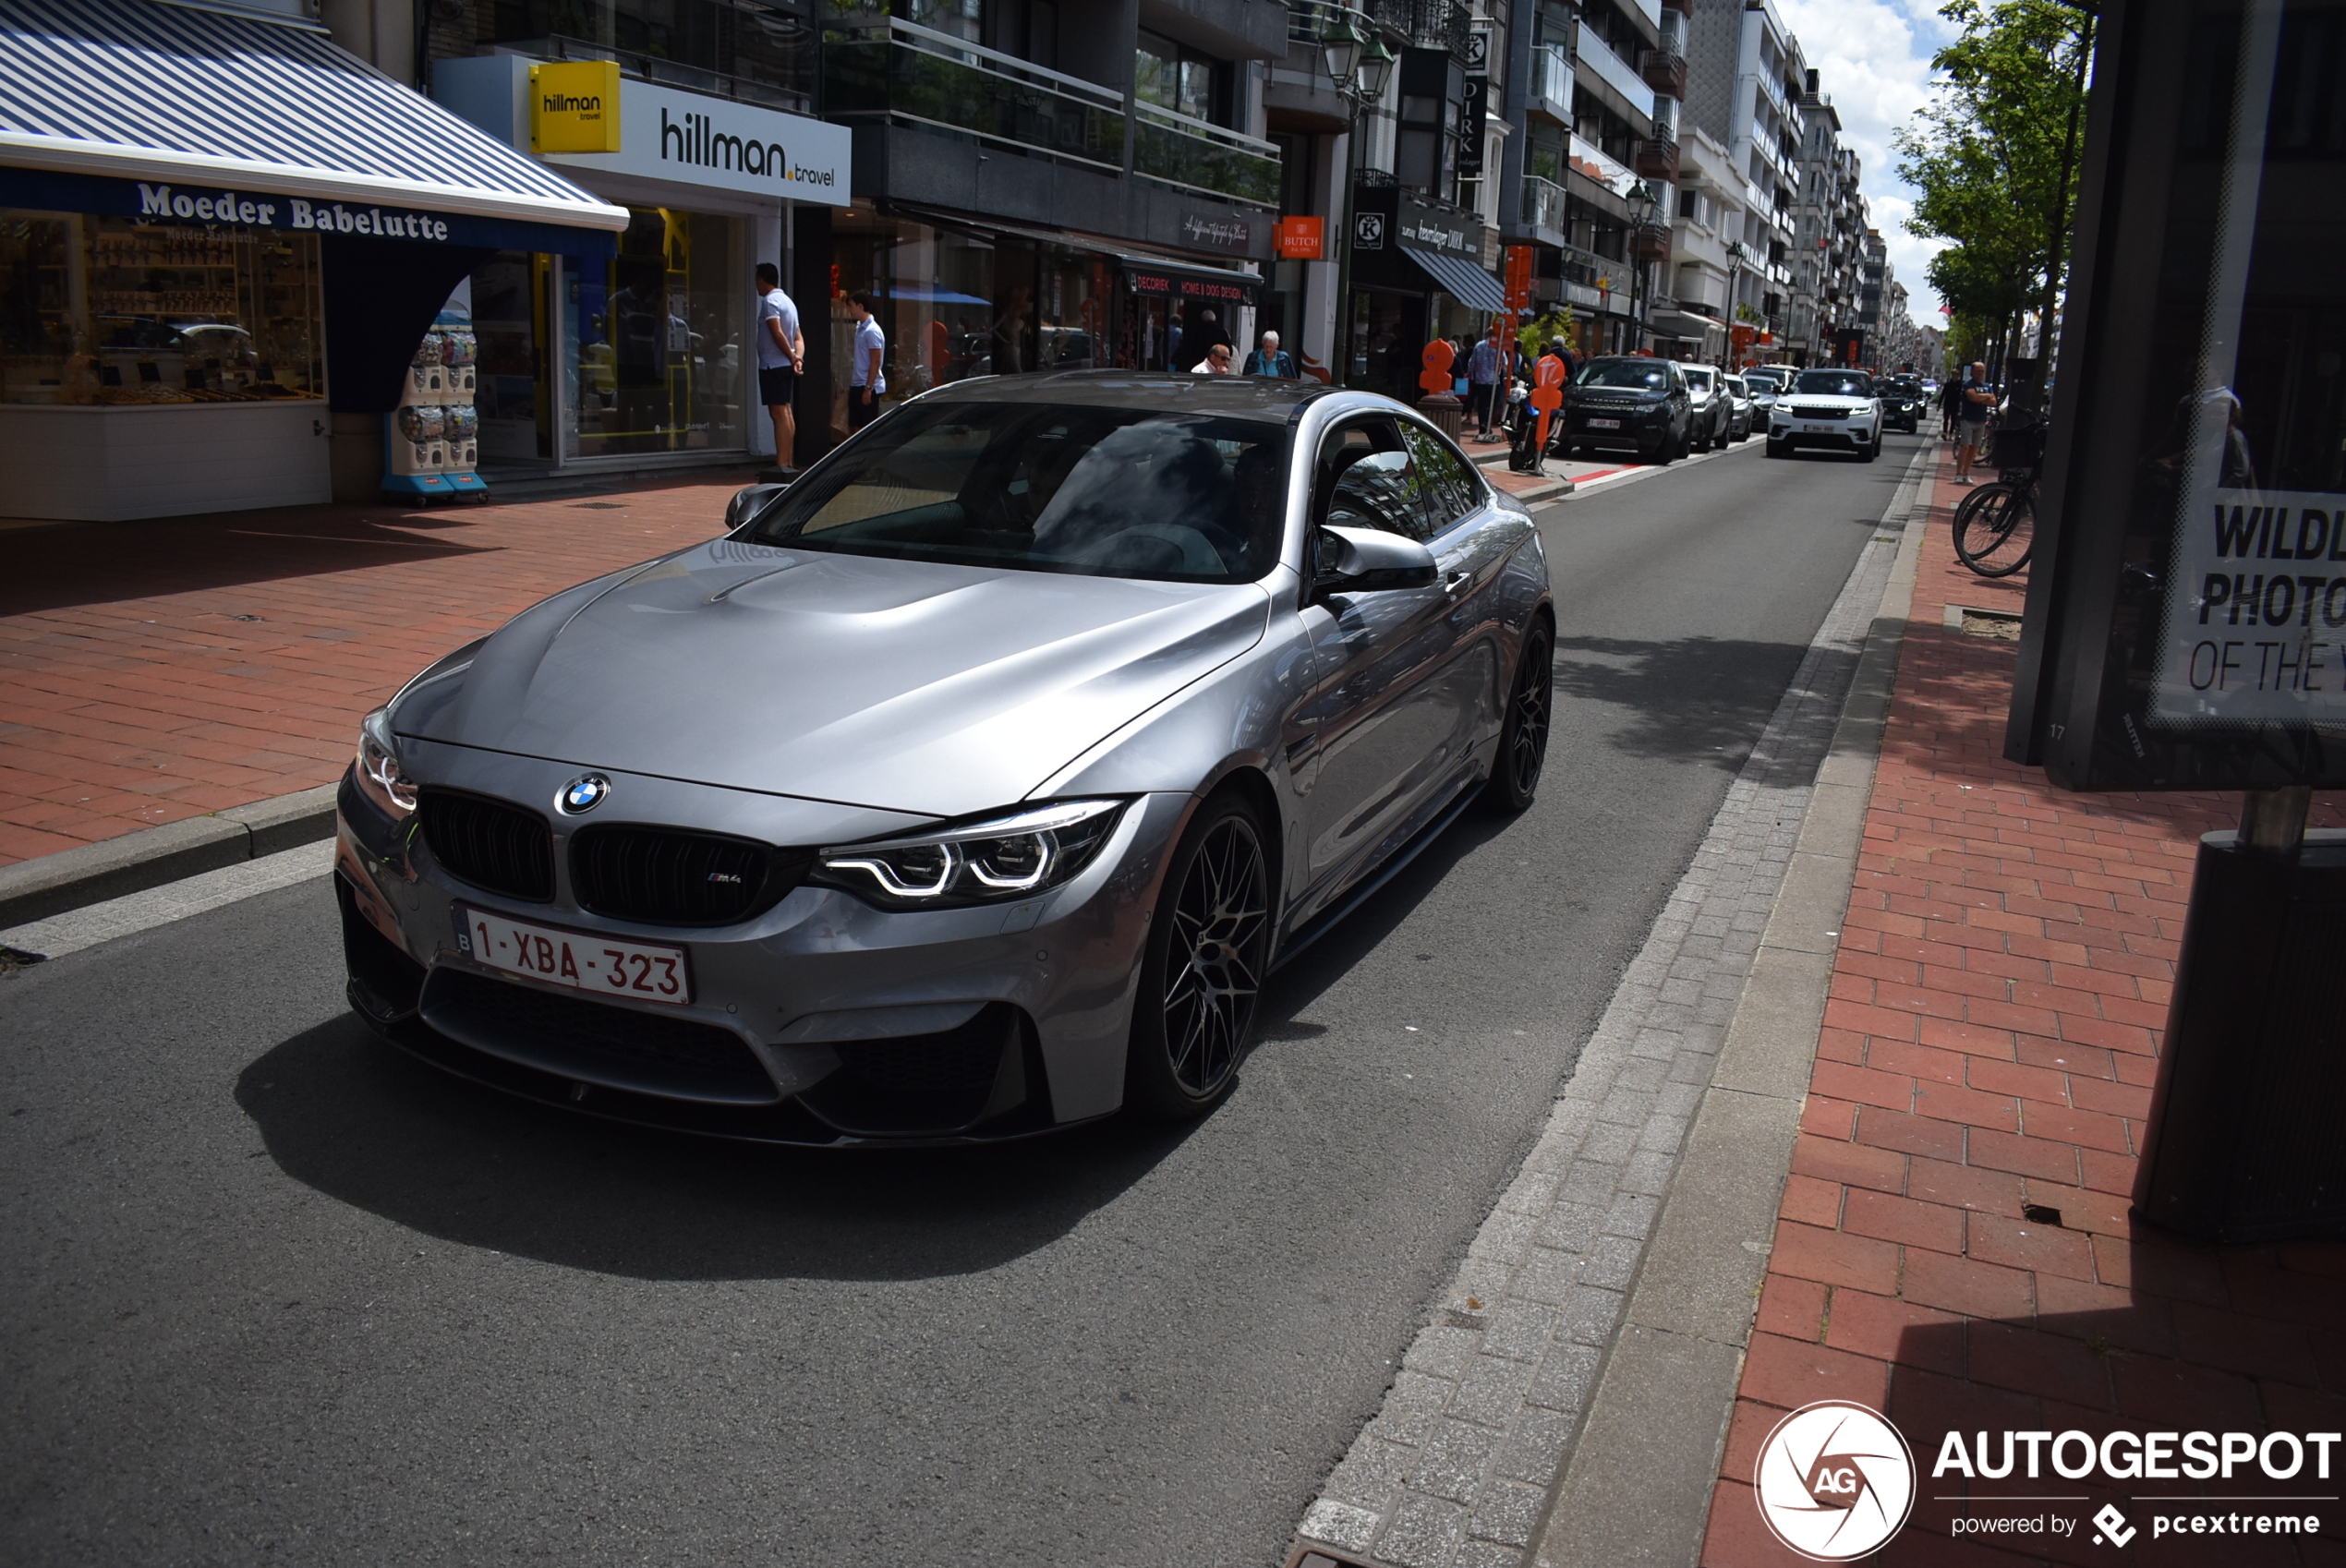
[{"left": 1559, "top": 356, "right": 1693, "bottom": 464}]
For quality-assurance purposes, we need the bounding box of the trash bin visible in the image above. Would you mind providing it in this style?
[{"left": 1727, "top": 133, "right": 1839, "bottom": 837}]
[
  {"left": 2133, "top": 828, "right": 2346, "bottom": 1243},
  {"left": 1418, "top": 392, "right": 1465, "bottom": 443}
]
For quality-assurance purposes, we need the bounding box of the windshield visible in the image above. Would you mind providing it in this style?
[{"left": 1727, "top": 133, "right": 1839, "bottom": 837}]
[
  {"left": 741, "top": 402, "right": 1289, "bottom": 584},
  {"left": 1577, "top": 360, "right": 1672, "bottom": 391},
  {"left": 1795, "top": 370, "right": 1873, "bottom": 397},
  {"left": 1683, "top": 368, "right": 1714, "bottom": 390},
  {"left": 1746, "top": 370, "right": 1783, "bottom": 391}
]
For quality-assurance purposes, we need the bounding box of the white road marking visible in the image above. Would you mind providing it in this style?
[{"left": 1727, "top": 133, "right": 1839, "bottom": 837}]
[{"left": 1, "top": 840, "right": 334, "bottom": 961}]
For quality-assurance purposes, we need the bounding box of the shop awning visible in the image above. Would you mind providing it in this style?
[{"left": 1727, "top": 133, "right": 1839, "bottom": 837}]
[
  {"left": 0, "top": 0, "right": 627, "bottom": 252},
  {"left": 1401, "top": 247, "right": 1506, "bottom": 312}
]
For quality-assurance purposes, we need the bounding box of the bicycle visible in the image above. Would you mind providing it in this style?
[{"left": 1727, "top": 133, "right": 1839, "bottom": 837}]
[{"left": 1953, "top": 418, "right": 2044, "bottom": 578}]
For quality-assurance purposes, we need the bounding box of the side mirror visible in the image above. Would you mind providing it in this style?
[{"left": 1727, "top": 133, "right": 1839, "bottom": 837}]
[
  {"left": 723, "top": 481, "right": 788, "bottom": 534},
  {"left": 1314, "top": 525, "right": 1438, "bottom": 597}
]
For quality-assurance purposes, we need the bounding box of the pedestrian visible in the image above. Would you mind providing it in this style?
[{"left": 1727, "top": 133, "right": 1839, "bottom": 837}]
[
  {"left": 1191, "top": 341, "right": 1235, "bottom": 374},
  {"left": 1940, "top": 373, "right": 1962, "bottom": 440},
  {"left": 1953, "top": 360, "right": 1994, "bottom": 484},
  {"left": 754, "top": 262, "right": 803, "bottom": 474},
  {"left": 1241, "top": 330, "right": 1296, "bottom": 378},
  {"left": 846, "top": 290, "right": 886, "bottom": 430},
  {"left": 1467, "top": 325, "right": 1505, "bottom": 440}
]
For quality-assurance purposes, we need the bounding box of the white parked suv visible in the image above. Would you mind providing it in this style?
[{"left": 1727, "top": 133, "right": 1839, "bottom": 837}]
[{"left": 1765, "top": 368, "right": 1884, "bottom": 462}]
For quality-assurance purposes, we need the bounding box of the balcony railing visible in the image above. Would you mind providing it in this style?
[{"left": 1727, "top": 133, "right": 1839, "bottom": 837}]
[
  {"left": 824, "top": 19, "right": 1124, "bottom": 173},
  {"left": 1520, "top": 172, "right": 1568, "bottom": 235},
  {"left": 1633, "top": 221, "right": 1672, "bottom": 263},
  {"left": 1567, "top": 132, "right": 1638, "bottom": 195},
  {"left": 1530, "top": 42, "right": 1572, "bottom": 111},
  {"left": 1574, "top": 19, "right": 1656, "bottom": 117},
  {"left": 1639, "top": 47, "right": 1686, "bottom": 100},
  {"left": 1361, "top": 0, "right": 1472, "bottom": 62},
  {"left": 1634, "top": 138, "right": 1678, "bottom": 180},
  {"left": 1134, "top": 102, "right": 1281, "bottom": 205}
]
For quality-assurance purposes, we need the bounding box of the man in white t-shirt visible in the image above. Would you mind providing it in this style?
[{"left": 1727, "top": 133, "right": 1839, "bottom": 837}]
[
  {"left": 754, "top": 263, "right": 803, "bottom": 469},
  {"left": 1190, "top": 342, "right": 1234, "bottom": 374},
  {"left": 847, "top": 291, "right": 887, "bottom": 429}
]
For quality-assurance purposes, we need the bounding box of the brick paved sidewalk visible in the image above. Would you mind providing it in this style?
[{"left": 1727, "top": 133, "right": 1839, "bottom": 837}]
[
  {"left": 1698, "top": 449, "right": 2346, "bottom": 1565},
  {"left": 0, "top": 475, "right": 756, "bottom": 866}
]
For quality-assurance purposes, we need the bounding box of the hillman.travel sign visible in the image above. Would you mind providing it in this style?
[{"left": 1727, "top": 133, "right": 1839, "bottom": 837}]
[
  {"left": 531, "top": 60, "right": 621, "bottom": 154},
  {"left": 542, "top": 77, "right": 850, "bottom": 207}
]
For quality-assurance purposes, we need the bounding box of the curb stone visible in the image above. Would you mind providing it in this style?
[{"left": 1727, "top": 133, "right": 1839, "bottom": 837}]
[
  {"left": 0, "top": 781, "right": 342, "bottom": 929},
  {"left": 1290, "top": 443, "right": 1935, "bottom": 1568}
]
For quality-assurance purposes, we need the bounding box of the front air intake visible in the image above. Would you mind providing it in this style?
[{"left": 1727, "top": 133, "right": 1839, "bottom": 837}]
[
  {"left": 570, "top": 825, "right": 809, "bottom": 926},
  {"left": 417, "top": 789, "right": 555, "bottom": 903}
]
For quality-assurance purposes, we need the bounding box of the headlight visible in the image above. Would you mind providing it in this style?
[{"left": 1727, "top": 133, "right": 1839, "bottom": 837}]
[
  {"left": 812, "top": 799, "right": 1126, "bottom": 909},
  {"left": 354, "top": 706, "right": 417, "bottom": 818}
]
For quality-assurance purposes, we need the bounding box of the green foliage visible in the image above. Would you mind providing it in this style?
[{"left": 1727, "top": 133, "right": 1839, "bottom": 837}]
[
  {"left": 1895, "top": 1, "right": 2094, "bottom": 330},
  {"left": 1517, "top": 305, "right": 1576, "bottom": 358}
]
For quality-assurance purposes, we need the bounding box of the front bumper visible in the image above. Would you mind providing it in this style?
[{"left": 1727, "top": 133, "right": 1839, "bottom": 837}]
[
  {"left": 334, "top": 759, "right": 1190, "bottom": 1145},
  {"left": 1563, "top": 404, "right": 1671, "bottom": 452},
  {"left": 1769, "top": 420, "right": 1876, "bottom": 452}
]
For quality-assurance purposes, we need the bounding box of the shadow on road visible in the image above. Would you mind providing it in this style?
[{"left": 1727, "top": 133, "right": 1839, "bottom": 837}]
[
  {"left": 1551, "top": 633, "right": 1815, "bottom": 769},
  {"left": 236, "top": 1015, "right": 1194, "bottom": 1283}
]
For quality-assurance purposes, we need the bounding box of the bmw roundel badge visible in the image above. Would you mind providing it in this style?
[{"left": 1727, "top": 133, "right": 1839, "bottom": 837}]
[{"left": 558, "top": 773, "right": 611, "bottom": 814}]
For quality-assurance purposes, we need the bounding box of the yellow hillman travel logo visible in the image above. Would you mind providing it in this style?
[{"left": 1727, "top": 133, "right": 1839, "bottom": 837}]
[
  {"left": 1755, "top": 1401, "right": 1917, "bottom": 1560},
  {"left": 531, "top": 59, "right": 622, "bottom": 153}
]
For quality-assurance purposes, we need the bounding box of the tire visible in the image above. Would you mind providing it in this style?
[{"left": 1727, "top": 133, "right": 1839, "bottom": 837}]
[
  {"left": 1481, "top": 621, "right": 1554, "bottom": 814},
  {"left": 1648, "top": 437, "right": 1674, "bottom": 466},
  {"left": 1861, "top": 442, "right": 1879, "bottom": 463},
  {"left": 1766, "top": 439, "right": 1788, "bottom": 459},
  {"left": 1124, "top": 794, "right": 1272, "bottom": 1120},
  {"left": 1953, "top": 483, "right": 2036, "bottom": 577}
]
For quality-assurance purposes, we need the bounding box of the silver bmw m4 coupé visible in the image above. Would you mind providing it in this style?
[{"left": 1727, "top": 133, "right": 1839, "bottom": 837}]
[{"left": 335, "top": 372, "right": 1553, "bottom": 1143}]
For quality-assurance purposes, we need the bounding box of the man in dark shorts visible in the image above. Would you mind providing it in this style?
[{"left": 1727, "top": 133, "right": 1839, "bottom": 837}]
[{"left": 755, "top": 262, "right": 803, "bottom": 471}]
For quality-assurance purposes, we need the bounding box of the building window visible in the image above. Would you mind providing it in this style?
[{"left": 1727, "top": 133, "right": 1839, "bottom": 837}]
[{"left": 1136, "top": 29, "right": 1226, "bottom": 126}]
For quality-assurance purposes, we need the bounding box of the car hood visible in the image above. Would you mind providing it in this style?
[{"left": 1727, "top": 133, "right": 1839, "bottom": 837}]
[
  {"left": 1782, "top": 395, "right": 1875, "bottom": 414},
  {"left": 398, "top": 539, "right": 1272, "bottom": 818}
]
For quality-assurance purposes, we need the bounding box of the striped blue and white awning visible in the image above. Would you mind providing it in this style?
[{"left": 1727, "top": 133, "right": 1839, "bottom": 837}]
[{"left": 0, "top": 0, "right": 627, "bottom": 240}]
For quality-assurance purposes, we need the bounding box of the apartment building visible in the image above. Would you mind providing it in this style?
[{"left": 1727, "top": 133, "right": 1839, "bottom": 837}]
[{"left": 1682, "top": 0, "right": 1801, "bottom": 363}]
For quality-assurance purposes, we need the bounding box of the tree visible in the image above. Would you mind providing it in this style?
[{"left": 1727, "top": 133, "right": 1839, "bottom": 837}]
[{"left": 1895, "top": 1, "right": 2095, "bottom": 391}]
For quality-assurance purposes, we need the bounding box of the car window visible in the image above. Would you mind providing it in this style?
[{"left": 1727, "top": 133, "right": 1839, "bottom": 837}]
[
  {"left": 1576, "top": 359, "right": 1673, "bottom": 391},
  {"left": 1401, "top": 423, "right": 1482, "bottom": 537},
  {"left": 1317, "top": 417, "right": 1434, "bottom": 543},
  {"left": 1795, "top": 370, "right": 1873, "bottom": 397},
  {"left": 744, "top": 401, "right": 1289, "bottom": 583},
  {"left": 1723, "top": 376, "right": 1746, "bottom": 396},
  {"left": 1683, "top": 368, "right": 1713, "bottom": 391}
]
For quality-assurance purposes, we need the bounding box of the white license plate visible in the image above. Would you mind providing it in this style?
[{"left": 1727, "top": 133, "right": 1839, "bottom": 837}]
[
  {"left": 1802, "top": 423, "right": 1837, "bottom": 433},
  {"left": 1587, "top": 417, "right": 1622, "bottom": 429},
  {"left": 457, "top": 906, "right": 693, "bottom": 1006}
]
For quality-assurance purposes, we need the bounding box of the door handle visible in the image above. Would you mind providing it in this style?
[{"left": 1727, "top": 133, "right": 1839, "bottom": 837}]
[{"left": 1445, "top": 569, "right": 1472, "bottom": 594}]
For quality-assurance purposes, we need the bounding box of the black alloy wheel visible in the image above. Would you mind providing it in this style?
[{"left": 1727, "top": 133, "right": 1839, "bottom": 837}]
[
  {"left": 1126, "top": 797, "right": 1271, "bottom": 1118},
  {"left": 1483, "top": 622, "right": 1554, "bottom": 814}
]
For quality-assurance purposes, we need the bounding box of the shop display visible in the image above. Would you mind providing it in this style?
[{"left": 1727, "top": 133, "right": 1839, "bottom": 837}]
[
  {"left": 0, "top": 211, "right": 324, "bottom": 405},
  {"left": 383, "top": 297, "right": 488, "bottom": 501}
]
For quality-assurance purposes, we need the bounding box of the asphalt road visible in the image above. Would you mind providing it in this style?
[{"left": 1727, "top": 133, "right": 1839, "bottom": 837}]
[{"left": 0, "top": 434, "right": 1927, "bottom": 1567}]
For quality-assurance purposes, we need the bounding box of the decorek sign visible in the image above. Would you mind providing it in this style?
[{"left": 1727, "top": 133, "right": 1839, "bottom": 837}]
[{"left": 139, "top": 184, "right": 454, "bottom": 240}]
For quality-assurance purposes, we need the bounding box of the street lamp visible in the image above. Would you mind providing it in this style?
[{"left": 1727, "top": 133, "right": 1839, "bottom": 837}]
[
  {"left": 1624, "top": 178, "right": 1660, "bottom": 354},
  {"left": 1321, "top": 8, "right": 1394, "bottom": 387},
  {"left": 1723, "top": 240, "right": 1750, "bottom": 364}
]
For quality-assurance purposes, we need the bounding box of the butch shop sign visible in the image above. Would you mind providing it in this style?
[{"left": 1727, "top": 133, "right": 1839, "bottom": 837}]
[{"left": 2155, "top": 489, "right": 2346, "bottom": 722}]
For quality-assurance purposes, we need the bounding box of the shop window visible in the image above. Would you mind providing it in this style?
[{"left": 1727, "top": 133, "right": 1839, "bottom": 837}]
[
  {"left": 1, "top": 211, "right": 324, "bottom": 406},
  {"left": 470, "top": 251, "right": 553, "bottom": 461},
  {"left": 566, "top": 207, "right": 744, "bottom": 459}
]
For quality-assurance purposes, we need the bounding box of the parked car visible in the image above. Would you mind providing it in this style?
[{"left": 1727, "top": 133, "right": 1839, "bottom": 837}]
[
  {"left": 1721, "top": 373, "right": 1755, "bottom": 441},
  {"left": 1679, "top": 365, "right": 1732, "bottom": 452},
  {"left": 1765, "top": 368, "right": 1884, "bottom": 461},
  {"left": 1559, "top": 356, "right": 1693, "bottom": 464},
  {"left": 1742, "top": 367, "right": 1785, "bottom": 429},
  {"left": 332, "top": 373, "right": 1554, "bottom": 1143}
]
